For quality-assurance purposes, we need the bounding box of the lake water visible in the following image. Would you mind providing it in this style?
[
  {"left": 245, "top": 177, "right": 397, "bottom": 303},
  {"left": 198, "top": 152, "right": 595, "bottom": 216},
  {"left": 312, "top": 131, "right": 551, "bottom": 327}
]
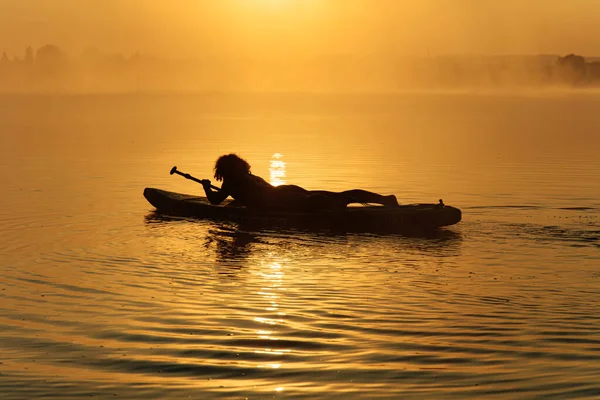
[{"left": 1, "top": 92, "right": 599, "bottom": 399}]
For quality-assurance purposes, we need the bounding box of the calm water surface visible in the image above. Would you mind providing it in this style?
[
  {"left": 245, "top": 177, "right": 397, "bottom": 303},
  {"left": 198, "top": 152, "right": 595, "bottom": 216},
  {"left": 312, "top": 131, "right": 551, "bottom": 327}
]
[{"left": 1, "top": 92, "right": 599, "bottom": 399}]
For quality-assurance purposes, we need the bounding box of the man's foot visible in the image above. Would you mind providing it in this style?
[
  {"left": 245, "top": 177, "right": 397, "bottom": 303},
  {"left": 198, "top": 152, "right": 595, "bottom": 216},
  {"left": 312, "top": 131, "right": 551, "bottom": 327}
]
[{"left": 383, "top": 195, "right": 399, "bottom": 207}]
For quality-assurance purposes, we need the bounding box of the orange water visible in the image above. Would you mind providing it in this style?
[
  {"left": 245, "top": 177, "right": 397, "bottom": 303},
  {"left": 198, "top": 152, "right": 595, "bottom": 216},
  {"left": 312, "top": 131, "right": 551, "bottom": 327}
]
[{"left": 1, "top": 92, "right": 599, "bottom": 399}]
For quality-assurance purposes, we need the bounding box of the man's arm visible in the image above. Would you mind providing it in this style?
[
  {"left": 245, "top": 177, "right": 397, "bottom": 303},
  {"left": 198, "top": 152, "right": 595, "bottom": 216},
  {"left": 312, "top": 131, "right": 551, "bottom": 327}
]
[{"left": 202, "top": 180, "right": 229, "bottom": 204}]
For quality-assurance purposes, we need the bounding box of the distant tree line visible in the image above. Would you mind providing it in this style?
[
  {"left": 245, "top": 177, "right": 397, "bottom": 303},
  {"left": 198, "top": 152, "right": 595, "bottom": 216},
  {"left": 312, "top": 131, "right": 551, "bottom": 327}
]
[
  {"left": 555, "top": 54, "right": 600, "bottom": 86},
  {"left": 2, "top": 45, "right": 600, "bottom": 93}
]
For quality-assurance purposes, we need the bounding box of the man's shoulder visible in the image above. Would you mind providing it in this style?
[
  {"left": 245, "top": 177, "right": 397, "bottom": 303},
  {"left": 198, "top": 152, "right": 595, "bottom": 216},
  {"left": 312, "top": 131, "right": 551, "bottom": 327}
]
[{"left": 248, "top": 174, "right": 272, "bottom": 186}]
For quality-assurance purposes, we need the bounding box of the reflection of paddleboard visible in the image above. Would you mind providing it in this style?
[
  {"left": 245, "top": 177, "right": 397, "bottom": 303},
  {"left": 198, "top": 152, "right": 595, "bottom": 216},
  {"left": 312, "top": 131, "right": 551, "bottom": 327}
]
[{"left": 143, "top": 188, "right": 462, "bottom": 233}]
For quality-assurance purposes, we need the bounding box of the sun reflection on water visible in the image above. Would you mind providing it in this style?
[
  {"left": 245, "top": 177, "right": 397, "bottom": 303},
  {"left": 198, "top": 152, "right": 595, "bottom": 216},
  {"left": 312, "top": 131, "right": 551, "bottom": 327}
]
[
  {"left": 269, "top": 153, "right": 287, "bottom": 186},
  {"left": 253, "top": 259, "right": 289, "bottom": 379}
]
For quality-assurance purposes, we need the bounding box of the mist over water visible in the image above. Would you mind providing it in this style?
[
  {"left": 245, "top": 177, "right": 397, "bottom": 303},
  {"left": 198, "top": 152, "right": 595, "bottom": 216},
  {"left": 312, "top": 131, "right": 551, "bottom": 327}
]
[
  {"left": 3, "top": 1, "right": 600, "bottom": 93},
  {"left": 1, "top": 92, "right": 599, "bottom": 398},
  {"left": 1, "top": 49, "right": 599, "bottom": 93}
]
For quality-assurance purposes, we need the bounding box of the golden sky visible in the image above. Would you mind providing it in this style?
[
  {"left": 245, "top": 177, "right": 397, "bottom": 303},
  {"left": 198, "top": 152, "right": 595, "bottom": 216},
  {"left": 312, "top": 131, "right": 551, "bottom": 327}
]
[{"left": 1, "top": 0, "right": 599, "bottom": 58}]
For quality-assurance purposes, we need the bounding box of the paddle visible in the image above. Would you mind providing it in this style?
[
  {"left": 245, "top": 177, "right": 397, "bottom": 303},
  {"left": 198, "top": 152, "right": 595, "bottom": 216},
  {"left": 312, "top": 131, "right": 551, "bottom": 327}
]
[{"left": 170, "top": 166, "right": 220, "bottom": 190}]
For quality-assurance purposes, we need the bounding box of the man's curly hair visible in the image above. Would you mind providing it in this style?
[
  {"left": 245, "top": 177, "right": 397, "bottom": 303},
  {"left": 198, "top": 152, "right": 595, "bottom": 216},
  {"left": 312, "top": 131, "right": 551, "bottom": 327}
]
[{"left": 214, "top": 154, "right": 251, "bottom": 181}]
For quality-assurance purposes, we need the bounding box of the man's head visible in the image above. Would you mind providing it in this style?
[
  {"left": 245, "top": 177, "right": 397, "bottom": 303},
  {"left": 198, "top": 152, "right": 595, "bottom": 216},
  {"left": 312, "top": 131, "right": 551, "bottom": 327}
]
[{"left": 214, "top": 153, "right": 251, "bottom": 181}]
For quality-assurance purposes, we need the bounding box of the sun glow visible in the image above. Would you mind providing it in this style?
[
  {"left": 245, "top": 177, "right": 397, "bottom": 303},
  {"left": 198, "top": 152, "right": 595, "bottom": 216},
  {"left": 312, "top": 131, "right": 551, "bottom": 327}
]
[
  {"left": 253, "top": 0, "right": 290, "bottom": 7},
  {"left": 247, "top": 0, "right": 304, "bottom": 9}
]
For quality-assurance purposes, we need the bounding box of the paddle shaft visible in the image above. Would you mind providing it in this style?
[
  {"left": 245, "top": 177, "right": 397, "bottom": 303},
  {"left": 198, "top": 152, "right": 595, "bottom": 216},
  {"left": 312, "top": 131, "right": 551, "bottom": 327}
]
[{"left": 170, "top": 167, "right": 220, "bottom": 190}]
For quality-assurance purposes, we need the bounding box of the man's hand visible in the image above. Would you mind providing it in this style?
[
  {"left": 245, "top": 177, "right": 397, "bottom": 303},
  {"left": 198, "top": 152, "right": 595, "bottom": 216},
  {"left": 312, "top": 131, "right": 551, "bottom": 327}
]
[{"left": 201, "top": 179, "right": 212, "bottom": 189}]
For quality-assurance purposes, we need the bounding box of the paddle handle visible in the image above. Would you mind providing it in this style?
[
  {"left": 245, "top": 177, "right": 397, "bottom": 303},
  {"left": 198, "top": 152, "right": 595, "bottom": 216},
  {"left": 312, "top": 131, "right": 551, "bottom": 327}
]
[{"left": 170, "top": 166, "right": 220, "bottom": 190}]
